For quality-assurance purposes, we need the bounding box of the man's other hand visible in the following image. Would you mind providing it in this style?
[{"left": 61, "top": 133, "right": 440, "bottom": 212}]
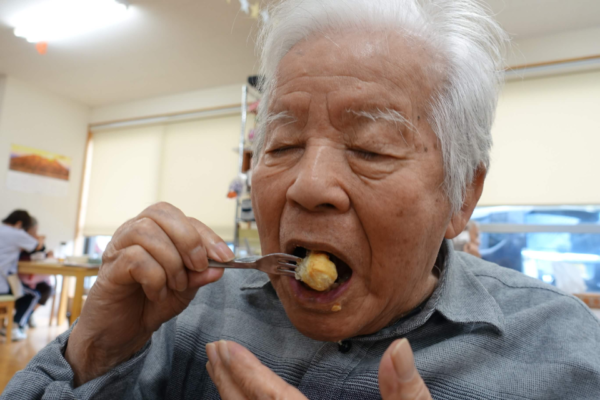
[
  {"left": 207, "top": 339, "right": 431, "bottom": 400},
  {"left": 378, "top": 338, "right": 432, "bottom": 400}
]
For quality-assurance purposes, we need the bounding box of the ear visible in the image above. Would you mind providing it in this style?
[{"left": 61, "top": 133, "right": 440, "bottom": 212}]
[{"left": 445, "top": 167, "right": 486, "bottom": 240}]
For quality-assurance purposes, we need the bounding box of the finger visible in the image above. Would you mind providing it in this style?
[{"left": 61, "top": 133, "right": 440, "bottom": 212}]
[
  {"left": 187, "top": 268, "right": 225, "bottom": 290},
  {"left": 175, "top": 268, "right": 225, "bottom": 304},
  {"left": 206, "top": 342, "right": 247, "bottom": 400},
  {"left": 137, "top": 202, "right": 208, "bottom": 272},
  {"left": 101, "top": 245, "right": 168, "bottom": 303},
  {"left": 113, "top": 217, "right": 188, "bottom": 292},
  {"left": 188, "top": 218, "right": 234, "bottom": 264},
  {"left": 211, "top": 340, "right": 306, "bottom": 400},
  {"left": 379, "top": 339, "right": 431, "bottom": 400}
]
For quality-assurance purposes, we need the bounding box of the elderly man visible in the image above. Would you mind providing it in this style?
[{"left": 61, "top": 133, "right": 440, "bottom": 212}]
[{"left": 5, "top": 0, "right": 600, "bottom": 399}]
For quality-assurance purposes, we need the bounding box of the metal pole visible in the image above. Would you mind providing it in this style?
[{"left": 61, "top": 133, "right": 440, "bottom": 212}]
[
  {"left": 233, "top": 85, "right": 248, "bottom": 253},
  {"left": 238, "top": 85, "right": 248, "bottom": 174}
]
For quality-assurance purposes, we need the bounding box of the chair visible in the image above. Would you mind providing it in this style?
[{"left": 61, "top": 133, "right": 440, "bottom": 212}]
[
  {"left": 48, "top": 275, "right": 59, "bottom": 326},
  {"left": 0, "top": 295, "right": 15, "bottom": 343}
]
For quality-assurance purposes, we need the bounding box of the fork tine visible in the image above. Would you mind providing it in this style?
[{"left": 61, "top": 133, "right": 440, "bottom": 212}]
[
  {"left": 277, "top": 261, "right": 298, "bottom": 270},
  {"left": 276, "top": 268, "right": 297, "bottom": 277},
  {"left": 274, "top": 253, "right": 302, "bottom": 263}
]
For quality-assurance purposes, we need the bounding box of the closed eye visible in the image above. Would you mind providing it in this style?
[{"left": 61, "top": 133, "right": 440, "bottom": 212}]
[
  {"left": 351, "top": 149, "right": 381, "bottom": 161},
  {"left": 269, "top": 146, "right": 301, "bottom": 156}
]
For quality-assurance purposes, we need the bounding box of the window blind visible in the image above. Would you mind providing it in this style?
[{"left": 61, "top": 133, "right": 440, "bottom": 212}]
[
  {"left": 83, "top": 125, "right": 163, "bottom": 236},
  {"left": 479, "top": 70, "right": 600, "bottom": 206},
  {"left": 158, "top": 115, "right": 240, "bottom": 241},
  {"left": 83, "top": 114, "right": 240, "bottom": 241}
]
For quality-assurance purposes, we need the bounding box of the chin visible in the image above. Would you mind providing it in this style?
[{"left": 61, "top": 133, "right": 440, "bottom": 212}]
[
  {"left": 283, "top": 305, "right": 362, "bottom": 342},
  {"left": 272, "top": 276, "right": 370, "bottom": 342}
]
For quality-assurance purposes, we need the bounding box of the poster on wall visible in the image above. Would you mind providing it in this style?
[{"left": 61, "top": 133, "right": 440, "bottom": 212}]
[{"left": 6, "top": 144, "right": 71, "bottom": 196}]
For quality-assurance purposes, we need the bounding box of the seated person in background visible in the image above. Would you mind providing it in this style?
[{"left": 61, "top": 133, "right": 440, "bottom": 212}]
[
  {"left": 4, "top": 0, "right": 600, "bottom": 398},
  {"left": 18, "top": 217, "right": 55, "bottom": 328},
  {"left": 0, "top": 210, "right": 44, "bottom": 341}
]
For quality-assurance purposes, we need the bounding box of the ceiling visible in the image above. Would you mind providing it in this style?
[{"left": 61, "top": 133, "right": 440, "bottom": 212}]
[{"left": 0, "top": 0, "right": 599, "bottom": 107}]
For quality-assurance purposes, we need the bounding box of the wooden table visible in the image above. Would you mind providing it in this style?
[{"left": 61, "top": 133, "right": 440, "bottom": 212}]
[{"left": 18, "top": 261, "right": 100, "bottom": 325}]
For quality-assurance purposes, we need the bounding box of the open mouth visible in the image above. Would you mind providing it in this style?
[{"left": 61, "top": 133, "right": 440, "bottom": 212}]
[{"left": 292, "top": 246, "right": 353, "bottom": 292}]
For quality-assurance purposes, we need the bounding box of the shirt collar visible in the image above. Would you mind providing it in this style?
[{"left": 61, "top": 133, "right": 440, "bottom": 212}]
[
  {"left": 240, "top": 239, "right": 505, "bottom": 337},
  {"left": 434, "top": 240, "right": 505, "bottom": 335}
]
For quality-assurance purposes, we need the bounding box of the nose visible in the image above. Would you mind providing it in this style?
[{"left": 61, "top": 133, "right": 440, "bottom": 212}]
[{"left": 286, "top": 144, "right": 350, "bottom": 213}]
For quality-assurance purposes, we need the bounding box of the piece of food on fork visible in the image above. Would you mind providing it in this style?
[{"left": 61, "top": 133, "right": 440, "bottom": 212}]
[{"left": 294, "top": 251, "right": 338, "bottom": 292}]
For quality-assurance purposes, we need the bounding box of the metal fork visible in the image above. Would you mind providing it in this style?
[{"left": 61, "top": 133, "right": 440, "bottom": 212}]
[{"left": 207, "top": 253, "right": 302, "bottom": 277}]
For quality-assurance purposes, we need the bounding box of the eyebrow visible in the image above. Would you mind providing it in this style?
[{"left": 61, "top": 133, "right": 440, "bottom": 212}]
[
  {"left": 346, "top": 108, "right": 419, "bottom": 145},
  {"left": 264, "top": 111, "right": 298, "bottom": 128}
]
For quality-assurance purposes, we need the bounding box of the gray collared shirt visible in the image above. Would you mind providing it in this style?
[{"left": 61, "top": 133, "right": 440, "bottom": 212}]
[{"left": 3, "top": 241, "right": 600, "bottom": 399}]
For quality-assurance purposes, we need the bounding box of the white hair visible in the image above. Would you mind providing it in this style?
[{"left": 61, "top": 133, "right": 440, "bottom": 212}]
[{"left": 254, "top": 0, "right": 508, "bottom": 214}]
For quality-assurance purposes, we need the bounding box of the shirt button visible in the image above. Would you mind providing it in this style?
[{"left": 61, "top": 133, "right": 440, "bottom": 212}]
[{"left": 338, "top": 340, "right": 352, "bottom": 353}]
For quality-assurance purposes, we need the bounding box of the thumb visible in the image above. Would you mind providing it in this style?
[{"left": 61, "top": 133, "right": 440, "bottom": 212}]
[{"left": 379, "top": 338, "right": 432, "bottom": 400}]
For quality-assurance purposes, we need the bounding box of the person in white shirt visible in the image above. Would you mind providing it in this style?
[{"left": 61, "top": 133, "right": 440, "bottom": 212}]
[
  {"left": 18, "top": 217, "right": 55, "bottom": 328},
  {"left": 0, "top": 210, "right": 44, "bottom": 341}
]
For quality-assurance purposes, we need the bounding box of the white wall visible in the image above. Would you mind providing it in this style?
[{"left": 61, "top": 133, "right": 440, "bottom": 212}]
[
  {"left": 480, "top": 69, "right": 600, "bottom": 206},
  {"left": 508, "top": 26, "right": 600, "bottom": 67},
  {"left": 0, "top": 76, "right": 90, "bottom": 252},
  {"left": 89, "top": 27, "right": 600, "bottom": 126},
  {"left": 90, "top": 84, "right": 242, "bottom": 125}
]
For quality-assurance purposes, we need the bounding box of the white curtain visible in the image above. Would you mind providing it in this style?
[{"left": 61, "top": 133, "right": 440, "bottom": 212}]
[
  {"left": 479, "top": 70, "right": 600, "bottom": 206},
  {"left": 83, "top": 114, "right": 240, "bottom": 241}
]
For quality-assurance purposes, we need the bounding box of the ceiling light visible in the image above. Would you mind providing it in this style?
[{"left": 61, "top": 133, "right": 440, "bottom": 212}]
[{"left": 12, "top": 0, "right": 131, "bottom": 43}]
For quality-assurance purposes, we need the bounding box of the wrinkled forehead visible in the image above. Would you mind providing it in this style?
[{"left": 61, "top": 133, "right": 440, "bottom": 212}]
[{"left": 271, "top": 29, "right": 446, "bottom": 112}]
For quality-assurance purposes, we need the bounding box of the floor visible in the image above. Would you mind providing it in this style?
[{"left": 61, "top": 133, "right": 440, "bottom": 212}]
[{"left": 0, "top": 302, "right": 69, "bottom": 393}]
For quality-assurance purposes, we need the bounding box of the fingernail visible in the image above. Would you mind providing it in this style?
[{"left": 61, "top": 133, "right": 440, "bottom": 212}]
[
  {"left": 212, "top": 243, "right": 235, "bottom": 262},
  {"left": 206, "top": 343, "right": 219, "bottom": 364},
  {"left": 217, "top": 340, "right": 230, "bottom": 365},
  {"left": 190, "top": 246, "right": 207, "bottom": 271},
  {"left": 391, "top": 338, "right": 415, "bottom": 383},
  {"left": 176, "top": 270, "right": 188, "bottom": 292}
]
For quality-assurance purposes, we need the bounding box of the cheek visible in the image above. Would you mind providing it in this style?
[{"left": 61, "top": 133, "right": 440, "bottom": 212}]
[
  {"left": 252, "top": 165, "right": 290, "bottom": 251},
  {"left": 352, "top": 167, "right": 449, "bottom": 285}
]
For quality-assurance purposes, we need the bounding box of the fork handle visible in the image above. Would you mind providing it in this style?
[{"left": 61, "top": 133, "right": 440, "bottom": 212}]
[{"left": 207, "top": 260, "right": 252, "bottom": 269}]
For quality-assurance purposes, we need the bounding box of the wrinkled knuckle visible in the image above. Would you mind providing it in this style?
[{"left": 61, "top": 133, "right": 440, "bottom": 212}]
[
  {"left": 131, "top": 217, "right": 154, "bottom": 236},
  {"left": 188, "top": 217, "right": 208, "bottom": 232},
  {"left": 153, "top": 201, "right": 175, "bottom": 213},
  {"left": 154, "top": 201, "right": 171, "bottom": 208},
  {"left": 112, "top": 221, "right": 130, "bottom": 237},
  {"left": 122, "top": 245, "right": 146, "bottom": 266},
  {"left": 187, "top": 216, "right": 200, "bottom": 224},
  {"left": 100, "top": 246, "right": 116, "bottom": 266}
]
